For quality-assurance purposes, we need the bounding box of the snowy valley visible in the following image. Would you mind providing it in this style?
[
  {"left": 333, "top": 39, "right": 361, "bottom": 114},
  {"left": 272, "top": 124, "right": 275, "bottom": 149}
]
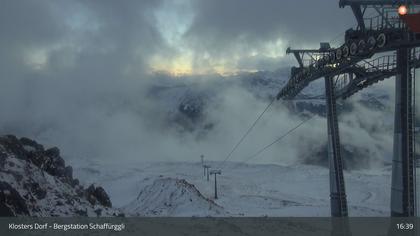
[{"left": 73, "top": 160, "right": 393, "bottom": 217}]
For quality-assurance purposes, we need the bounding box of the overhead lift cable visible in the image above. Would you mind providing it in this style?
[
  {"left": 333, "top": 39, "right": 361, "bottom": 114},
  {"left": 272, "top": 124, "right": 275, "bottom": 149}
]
[
  {"left": 229, "top": 115, "right": 315, "bottom": 170},
  {"left": 218, "top": 97, "right": 276, "bottom": 168}
]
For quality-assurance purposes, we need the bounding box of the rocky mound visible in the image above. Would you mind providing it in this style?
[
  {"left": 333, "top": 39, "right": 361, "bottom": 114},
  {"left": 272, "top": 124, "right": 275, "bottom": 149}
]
[
  {"left": 123, "top": 177, "right": 225, "bottom": 217},
  {"left": 0, "top": 135, "right": 121, "bottom": 216}
]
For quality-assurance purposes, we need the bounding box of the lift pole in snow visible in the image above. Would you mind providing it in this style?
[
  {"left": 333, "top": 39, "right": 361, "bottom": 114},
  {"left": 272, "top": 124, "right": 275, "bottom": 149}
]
[
  {"left": 210, "top": 169, "right": 222, "bottom": 199},
  {"left": 201, "top": 155, "right": 205, "bottom": 177},
  {"left": 204, "top": 165, "right": 211, "bottom": 181}
]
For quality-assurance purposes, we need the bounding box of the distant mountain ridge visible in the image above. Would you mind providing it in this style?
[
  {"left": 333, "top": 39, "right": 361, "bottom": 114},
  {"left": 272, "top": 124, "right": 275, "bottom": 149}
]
[{"left": 149, "top": 69, "right": 391, "bottom": 122}]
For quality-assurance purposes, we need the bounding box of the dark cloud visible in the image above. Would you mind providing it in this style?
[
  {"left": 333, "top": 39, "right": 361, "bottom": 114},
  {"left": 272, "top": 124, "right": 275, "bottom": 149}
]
[
  {"left": 0, "top": 0, "right": 168, "bottom": 160},
  {"left": 0, "top": 0, "right": 396, "bottom": 167},
  {"left": 185, "top": 0, "right": 355, "bottom": 58},
  {"left": 0, "top": 0, "right": 165, "bottom": 80},
  {"left": 0, "top": 0, "right": 63, "bottom": 79},
  {"left": 0, "top": 0, "right": 64, "bottom": 46},
  {"left": 73, "top": 0, "right": 164, "bottom": 76}
]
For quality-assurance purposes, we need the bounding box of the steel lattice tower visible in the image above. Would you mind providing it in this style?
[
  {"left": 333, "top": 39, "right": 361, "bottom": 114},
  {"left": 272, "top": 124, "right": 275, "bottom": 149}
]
[{"left": 277, "top": 0, "right": 420, "bottom": 217}]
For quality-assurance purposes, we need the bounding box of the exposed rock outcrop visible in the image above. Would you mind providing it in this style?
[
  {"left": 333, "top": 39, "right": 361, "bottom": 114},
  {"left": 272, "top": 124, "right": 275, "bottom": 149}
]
[
  {"left": 85, "top": 184, "right": 112, "bottom": 208},
  {"left": 0, "top": 135, "right": 121, "bottom": 217}
]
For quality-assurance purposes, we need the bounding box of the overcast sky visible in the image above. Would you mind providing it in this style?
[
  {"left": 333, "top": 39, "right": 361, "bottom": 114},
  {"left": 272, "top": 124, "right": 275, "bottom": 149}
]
[
  {"left": 0, "top": 1, "right": 401, "bottom": 165},
  {"left": 1, "top": 0, "right": 356, "bottom": 77}
]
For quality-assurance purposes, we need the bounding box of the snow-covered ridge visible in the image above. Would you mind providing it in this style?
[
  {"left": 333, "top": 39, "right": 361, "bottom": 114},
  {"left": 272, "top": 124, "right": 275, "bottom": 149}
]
[
  {"left": 0, "top": 135, "right": 121, "bottom": 217},
  {"left": 123, "top": 177, "right": 226, "bottom": 217}
]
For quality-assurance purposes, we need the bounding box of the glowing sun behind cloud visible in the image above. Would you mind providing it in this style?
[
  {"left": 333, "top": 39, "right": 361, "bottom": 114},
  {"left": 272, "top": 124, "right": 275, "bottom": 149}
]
[{"left": 150, "top": 54, "right": 193, "bottom": 76}]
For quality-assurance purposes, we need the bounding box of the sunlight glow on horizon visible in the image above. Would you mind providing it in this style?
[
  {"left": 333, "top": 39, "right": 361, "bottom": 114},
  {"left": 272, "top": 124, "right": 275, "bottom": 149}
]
[
  {"left": 149, "top": 55, "right": 265, "bottom": 77},
  {"left": 147, "top": 38, "right": 288, "bottom": 76}
]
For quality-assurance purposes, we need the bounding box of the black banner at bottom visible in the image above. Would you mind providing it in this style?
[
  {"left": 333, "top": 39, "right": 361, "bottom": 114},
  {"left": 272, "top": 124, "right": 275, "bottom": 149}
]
[{"left": 0, "top": 217, "right": 419, "bottom": 236}]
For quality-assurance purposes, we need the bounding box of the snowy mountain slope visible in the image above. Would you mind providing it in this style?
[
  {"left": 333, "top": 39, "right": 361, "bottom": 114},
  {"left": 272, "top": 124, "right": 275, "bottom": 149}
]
[
  {"left": 73, "top": 161, "right": 393, "bottom": 217},
  {"left": 145, "top": 71, "right": 394, "bottom": 169},
  {"left": 0, "top": 135, "right": 121, "bottom": 217},
  {"left": 148, "top": 70, "right": 392, "bottom": 127},
  {"left": 123, "top": 177, "right": 226, "bottom": 216},
  {"left": 236, "top": 70, "right": 289, "bottom": 99}
]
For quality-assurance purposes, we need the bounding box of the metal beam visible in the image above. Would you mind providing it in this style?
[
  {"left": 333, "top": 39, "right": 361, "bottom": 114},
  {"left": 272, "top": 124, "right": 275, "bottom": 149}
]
[
  {"left": 286, "top": 47, "right": 330, "bottom": 68},
  {"left": 350, "top": 4, "right": 366, "bottom": 30},
  {"left": 293, "top": 52, "right": 304, "bottom": 68},
  {"left": 325, "top": 76, "right": 348, "bottom": 217},
  {"left": 286, "top": 48, "right": 322, "bottom": 54},
  {"left": 391, "top": 47, "right": 416, "bottom": 217},
  {"left": 339, "top": 0, "right": 404, "bottom": 7}
]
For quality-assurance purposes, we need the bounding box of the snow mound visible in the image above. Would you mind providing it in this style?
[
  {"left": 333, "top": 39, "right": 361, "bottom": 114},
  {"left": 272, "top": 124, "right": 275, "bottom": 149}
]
[{"left": 123, "top": 177, "right": 225, "bottom": 216}]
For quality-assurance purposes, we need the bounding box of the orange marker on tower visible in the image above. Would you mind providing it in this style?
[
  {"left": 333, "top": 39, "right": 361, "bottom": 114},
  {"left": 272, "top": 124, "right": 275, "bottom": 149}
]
[
  {"left": 398, "top": 5, "right": 408, "bottom": 15},
  {"left": 398, "top": 4, "right": 420, "bottom": 33}
]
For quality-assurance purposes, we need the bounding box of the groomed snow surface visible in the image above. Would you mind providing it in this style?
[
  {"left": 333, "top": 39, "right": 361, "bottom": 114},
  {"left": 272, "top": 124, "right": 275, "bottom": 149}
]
[{"left": 73, "top": 161, "right": 398, "bottom": 217}]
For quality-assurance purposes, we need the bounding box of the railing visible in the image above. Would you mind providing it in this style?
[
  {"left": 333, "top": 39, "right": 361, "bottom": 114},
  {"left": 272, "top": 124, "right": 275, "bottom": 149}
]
[
  {"left": 285, "top": 48, "right": 417, "bottom": 100},
  {"left": 365, "top": 15, "right": 402, "bottom": 30},
  {"left": 364, "top": 6, "right": 420, "bottom": 31},
  {"left": 333, "top": 54, "right": 397, "bottom": 97},
  {"left": 359, "top": 54, "right": 397, "bottom": 72}
]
